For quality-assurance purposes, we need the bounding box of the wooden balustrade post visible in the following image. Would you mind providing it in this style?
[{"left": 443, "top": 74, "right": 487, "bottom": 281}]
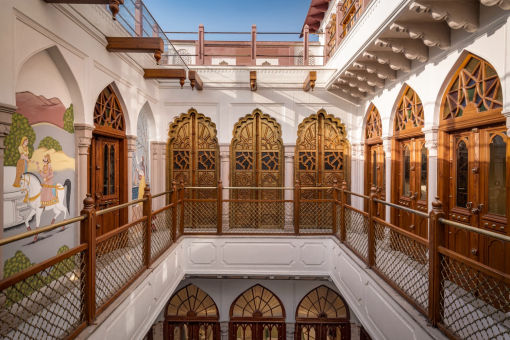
[
  {"left": 294, "top": 180, "right": 300, "bottom": 234},
  {"left": 171, "top": 180, "right": 178, "bottom": 241},
  {"left": 143, "top": 184, "right": 152, "bottom": 266},
  {"left": 332, "top": 179, "right": 338, "bottom": 235},
  {"left": 340, "top": 181, "right": 347, "bottom": 242},
  {"left": 179, "top": 180, "right": 185, "bottom": 236},
  {"left": 251, "top": 24, "right": 257, "bottom": 65},
  {"left": 80, "top": 194, "right": 96, "bottom": 324},
  {"left": 303, "top": 24, "right": 309, "bottom": 66},
  {"left": 217, "top": 180, "right": 223, "bottom": 234},
  {"left": 429, "top": 197, "right": 445, "bottom": 326},
  {"left": 368, "top": 186, "right": 377, "bottom": 267},
  {"left": 198, "top": 24, "right": 205, "bottom": 65}
]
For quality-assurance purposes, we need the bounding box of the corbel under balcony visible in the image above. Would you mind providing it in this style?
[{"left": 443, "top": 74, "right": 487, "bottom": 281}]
[{"left": 106, "top": 37, "right": 164, "bottom": 64}]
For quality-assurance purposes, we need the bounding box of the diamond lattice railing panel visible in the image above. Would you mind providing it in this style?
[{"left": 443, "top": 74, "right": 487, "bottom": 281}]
[
  {"left": 299, "top": 201, "right": 333, "bottom": 232},
  {"left": 374, "top": 222, "right": 429, "bottom": 312},
  {"left": 184, "top": 200, "right": 217, "bottom": 231},
  {"left": 151, "top": 208, "right": 173, "bottom": 261},
  {"left": 225, "top": 201, "right": 289, "bottom": 231},
  {"left": 95, "top": 220, "right": 146, "bottom": 310},
  {"left": 439, "top": 254, "right": 510, "bottom": 340},
  {"left": 344, "top": 207, "right": 369, "bottom": 260},
  {"left": 0, "top": 250, "right": 86, "bottom": 340}
]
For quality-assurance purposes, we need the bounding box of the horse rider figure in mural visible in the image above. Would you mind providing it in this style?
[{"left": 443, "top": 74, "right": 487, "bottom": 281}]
[{"left": 14, "top": 137, "right": 71, "bottom": 241}]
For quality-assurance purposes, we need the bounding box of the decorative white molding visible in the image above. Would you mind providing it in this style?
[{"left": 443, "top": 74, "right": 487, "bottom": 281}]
[
  {"left": 423, "top": 127, "right": 439, "bottom": 157},
  {"left": 409, "top": 0, "right": 479, "bottom": 32}
]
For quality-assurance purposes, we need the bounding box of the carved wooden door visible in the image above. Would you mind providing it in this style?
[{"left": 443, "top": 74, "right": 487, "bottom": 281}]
[
  {"left": 367, "top": 144, "right": 385, "bottom": 218},
  {"left": 93, "top": 136, "right": 120, "bottom": 236},
  {"left": 395, "top": 138, "right": 428, "bottom": 238},
  {"left": 446, "top": 127, "right": 509, "bottom": 271},
  {"left": 230, "top": 110, "right": 283, "bottom": 228}
]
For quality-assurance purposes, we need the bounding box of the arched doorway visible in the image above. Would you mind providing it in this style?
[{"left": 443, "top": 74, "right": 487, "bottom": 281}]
[
  {"left": 164, "top": 284, "right": 220, "bottom": 340},
  {"left": 295, "top": 285, "right": 350, "bottom": 340},
  {"left": 89, "top": 84, "right": 127, "bottom": 236},
  {"left": 230, "top": 109, "right": 284, "bottom": 229},
  {"left": 229, "top": 284, "right": 285, "bottom": 340},
  {"left": 438, "top": 53, "right": 508, "bottom": 272},
  {"left": 363, "top": 104, "right": 385, "bottom": 218},
  {"left": 391, "top": 85, "right": 428, "bottom": 238}
]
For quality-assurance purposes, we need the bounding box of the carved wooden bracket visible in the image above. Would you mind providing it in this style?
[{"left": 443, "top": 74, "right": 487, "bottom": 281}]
[
  {"left": 143, "top": 68, "right": 186, "bottom": 88},
  {"left": 106, "top": 37, "right": 164, "bottom": 64},
  {"left": 303, "top": 71, "right": 317, "bottom": 92},
  {"left": 188, "top": 70, "right": 203, "bottom": 91},
  {"left": 250, "top": 71, "right": 257, "bottom": 91},
  {"left": 44, "top": 0, "right": 125, "bottom": 20}
]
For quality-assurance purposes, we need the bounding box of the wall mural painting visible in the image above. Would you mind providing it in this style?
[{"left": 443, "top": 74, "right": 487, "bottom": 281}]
[
  {"left": 3, "top": 90, "right": 76, "bottom": 277},
  {"left": 132, "top": 110, "right": 150, "bottom": 219}
]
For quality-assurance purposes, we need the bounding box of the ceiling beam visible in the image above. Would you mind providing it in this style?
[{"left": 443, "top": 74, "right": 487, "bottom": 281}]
[
  {"left": 188, "top": 70, "right": 203, "bottom": 91},
  {"left": 44, "top": 0, "right": 123, "bottom": 19},
  {"left": 250, "top": 71, "right": 257, "bottom": 91},
  {"left": 106, "top": 37, "right": 164, "bottom": 63},
  {"left": 303, "top": 71, "right": 317, "bottom": 92},
  {"left": 144, "top": 68, "right": 186, "bottom": 87}
]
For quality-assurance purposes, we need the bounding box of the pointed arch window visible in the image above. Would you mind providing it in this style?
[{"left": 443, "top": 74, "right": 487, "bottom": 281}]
[
  {"left": 394, "top": 86, "right": 424, "bottom": 135},
  {"left": 168, "top": 109, "right": 219, "bottom": 188},
  {"left": 94, "top": 85, "right": 125, "bottom": 135},
  {"left": 165, "top": 284, "right": 220, "bottom": 340},
  {"left": 229, "top": 285, "right": 285, "bottom": 340},
  {"left": 442, "top": 54, "right": 502, "bottom": 121},
  {"left": 295, "top": 285, "right": 351, "bottom": 340},
  {"left": 295, "top": 109, "right": 350, "bottom": 188},
  {"left": 365, "top": 104, "right": 382, "bottom": 142}
]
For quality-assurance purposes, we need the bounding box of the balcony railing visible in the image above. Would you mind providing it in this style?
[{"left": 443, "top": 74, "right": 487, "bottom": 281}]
[{"left": 1, "top": 182, "right": 509, "bottom": 339}]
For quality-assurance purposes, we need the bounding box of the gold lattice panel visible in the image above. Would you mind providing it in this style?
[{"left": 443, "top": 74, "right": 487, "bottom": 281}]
[{"left": 442, "top": 54, "right": 503, "bottom": 120}]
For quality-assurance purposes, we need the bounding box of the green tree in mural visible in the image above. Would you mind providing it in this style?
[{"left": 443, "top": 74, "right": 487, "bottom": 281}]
[
  {"left": 39, "top": 136, "right": 62, "bottom": 151},
  {"left": 63, "top": 104, "right": 74, "bottom": 133},
  {"left": 4, "top": 113, "right": 36, "bottom": 166}
]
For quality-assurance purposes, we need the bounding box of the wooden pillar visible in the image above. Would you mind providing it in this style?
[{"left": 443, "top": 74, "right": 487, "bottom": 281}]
[
  {"left": 294, "top": 180, "right": 300, "bottom": 234},
  {"left": 198, "top": 24, "right": 205, "bottom": 65},
  {"left": 179, "top": 180, "right": 185, "bottom": 236},
  {"left": 368, "top": 186, "right": 377, "bottom": 267},
  {"left": 332, "top": 179, "right": 339, "bottom": 235},
  {"left": 217, "top": 180, "right": 223, "bottom": 234},
  {"left": 251, "top": 24, "right": 257, "bottom": 65},
  {"left": 80, "top": 194, "right": 96, "bottom": 324},
  {"left": 429, "top": 197, "right": 445, "bottom": 326},
  {"left": 303, "top": 24, "right": 309, "bottom": 66},
  {"left": 340, "top": 181, "right": 347, "bottom": 242},
  {"left": 171, "top": 180, "right": 177, "bottom": 241},
  {"left": 143, "top": 184, "right": 152, "bottom": 266}
]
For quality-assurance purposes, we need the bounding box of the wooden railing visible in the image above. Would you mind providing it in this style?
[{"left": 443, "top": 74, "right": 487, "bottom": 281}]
[{"left": 1, "top": 180, "right": 509, "bottom": 339}]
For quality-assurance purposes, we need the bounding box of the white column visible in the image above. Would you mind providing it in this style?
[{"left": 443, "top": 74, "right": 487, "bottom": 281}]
[
  {"left": 220, "top": 321, "right": 229, "bottom": 340},
  {"left": 0, "top": 103, "right": 15, "bottom": 279},
  {"left": 286, "top": 322, "right": 295, "bottom": 340},
  {"left": 382, "top": 136, "right": 392, "bottom": 222},
  {"left": 127, "top": 135, "right": 137, "bottom": 221},
  {"left": 219, "top": 143, "right": 229, "bottom": 187},
  {"left": 424, "top": 128, "right": 439, "bottom": 213},
  {"left": 284, "top": 145, "right": 295, "bottom": 230}
]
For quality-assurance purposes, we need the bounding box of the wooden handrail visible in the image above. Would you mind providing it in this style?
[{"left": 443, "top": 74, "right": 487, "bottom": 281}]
[{"left": 96, "top": 197, "right": 147, "bottom": 216}]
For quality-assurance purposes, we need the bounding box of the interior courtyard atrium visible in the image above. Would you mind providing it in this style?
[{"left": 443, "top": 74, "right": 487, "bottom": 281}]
[{"left": 0, "top": 0, "right": 510, "bottom": 339}]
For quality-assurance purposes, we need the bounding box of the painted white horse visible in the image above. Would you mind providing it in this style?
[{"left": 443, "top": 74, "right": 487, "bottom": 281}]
[{"left": 20, "top": 172, "right": 71, "bottom": 238}]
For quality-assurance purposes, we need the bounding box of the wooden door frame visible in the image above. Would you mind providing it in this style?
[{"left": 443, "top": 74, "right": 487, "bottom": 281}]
[{"left": 88, "top": 128, "right": 128, "bottom": 227}]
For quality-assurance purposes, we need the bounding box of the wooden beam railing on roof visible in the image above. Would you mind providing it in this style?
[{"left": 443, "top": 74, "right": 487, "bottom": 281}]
[
  {"left": 143, "top": 68, "right": 186, "bottom": 87},
  {"left": 44, "top": 0, "right": 124, "bottom": 20},
  {"left": 106, "top": 36, "right": 164, "bottom": 63}
]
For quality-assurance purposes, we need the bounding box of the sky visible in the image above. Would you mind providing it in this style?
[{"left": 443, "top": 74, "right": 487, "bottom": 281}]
[{"left": 145, "top": 0, "right": 312, "bottom": 41}]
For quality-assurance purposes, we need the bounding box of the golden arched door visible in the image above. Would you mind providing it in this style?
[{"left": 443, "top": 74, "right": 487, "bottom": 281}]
[
  {"left": 391, "top": 86, "right": 428, "bottom": 238},
  {"left": 230, "top": 109, "right": 283, "bottom": 229},
  {"left": 439, "top": 54, "right": 509, "bottom": 272}
]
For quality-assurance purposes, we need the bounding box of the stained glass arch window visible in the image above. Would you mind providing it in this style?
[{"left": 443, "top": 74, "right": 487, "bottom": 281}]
[
  {"left": 295, "top": 109, "right": 350, "bottom": 188},
  {"left": 365, "top": 104, "right": 382, "bottom": 141},
  {"left": 296, "top": 285, "right": 349, "bottom": 320},
  {"left": 166, "top": 284, "right": 219, "bottom": 319},
  {"left": 442, "top": 53, "right": 503, "bottom": 121},
  {"left": 230, "top": 284, "right": 285, "bottom": 319},
  {"left": 167, "top": 108, "right": 219, "bottom": 188},
  {"left": 94, "top": 84, "right": 126, "bottom": 135},
  {"left": 394, "top": 85, "right": 424, "bottom": 135}
]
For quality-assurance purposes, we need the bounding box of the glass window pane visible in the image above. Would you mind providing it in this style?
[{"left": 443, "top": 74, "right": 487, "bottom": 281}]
[
  {"left": 103, "top": 144, "right": 108, "bottom": 195},
  {"left": 372, "top": 150, "right": 377, "bottom": 187},
  {"left": 109, "top": 144, "right": 115, "bottom": 195},
  {"left": 403, "top": 146, "right": 411, "bottom": 196},
  {"left": 488, "top": 135, "right": 506, "bottom": 216},
  {"left": 420, "top": 144, "right": 427, "bottom": 200},
  {"left": 456, "top": 140, "right": 469, "bottom": 208}
]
